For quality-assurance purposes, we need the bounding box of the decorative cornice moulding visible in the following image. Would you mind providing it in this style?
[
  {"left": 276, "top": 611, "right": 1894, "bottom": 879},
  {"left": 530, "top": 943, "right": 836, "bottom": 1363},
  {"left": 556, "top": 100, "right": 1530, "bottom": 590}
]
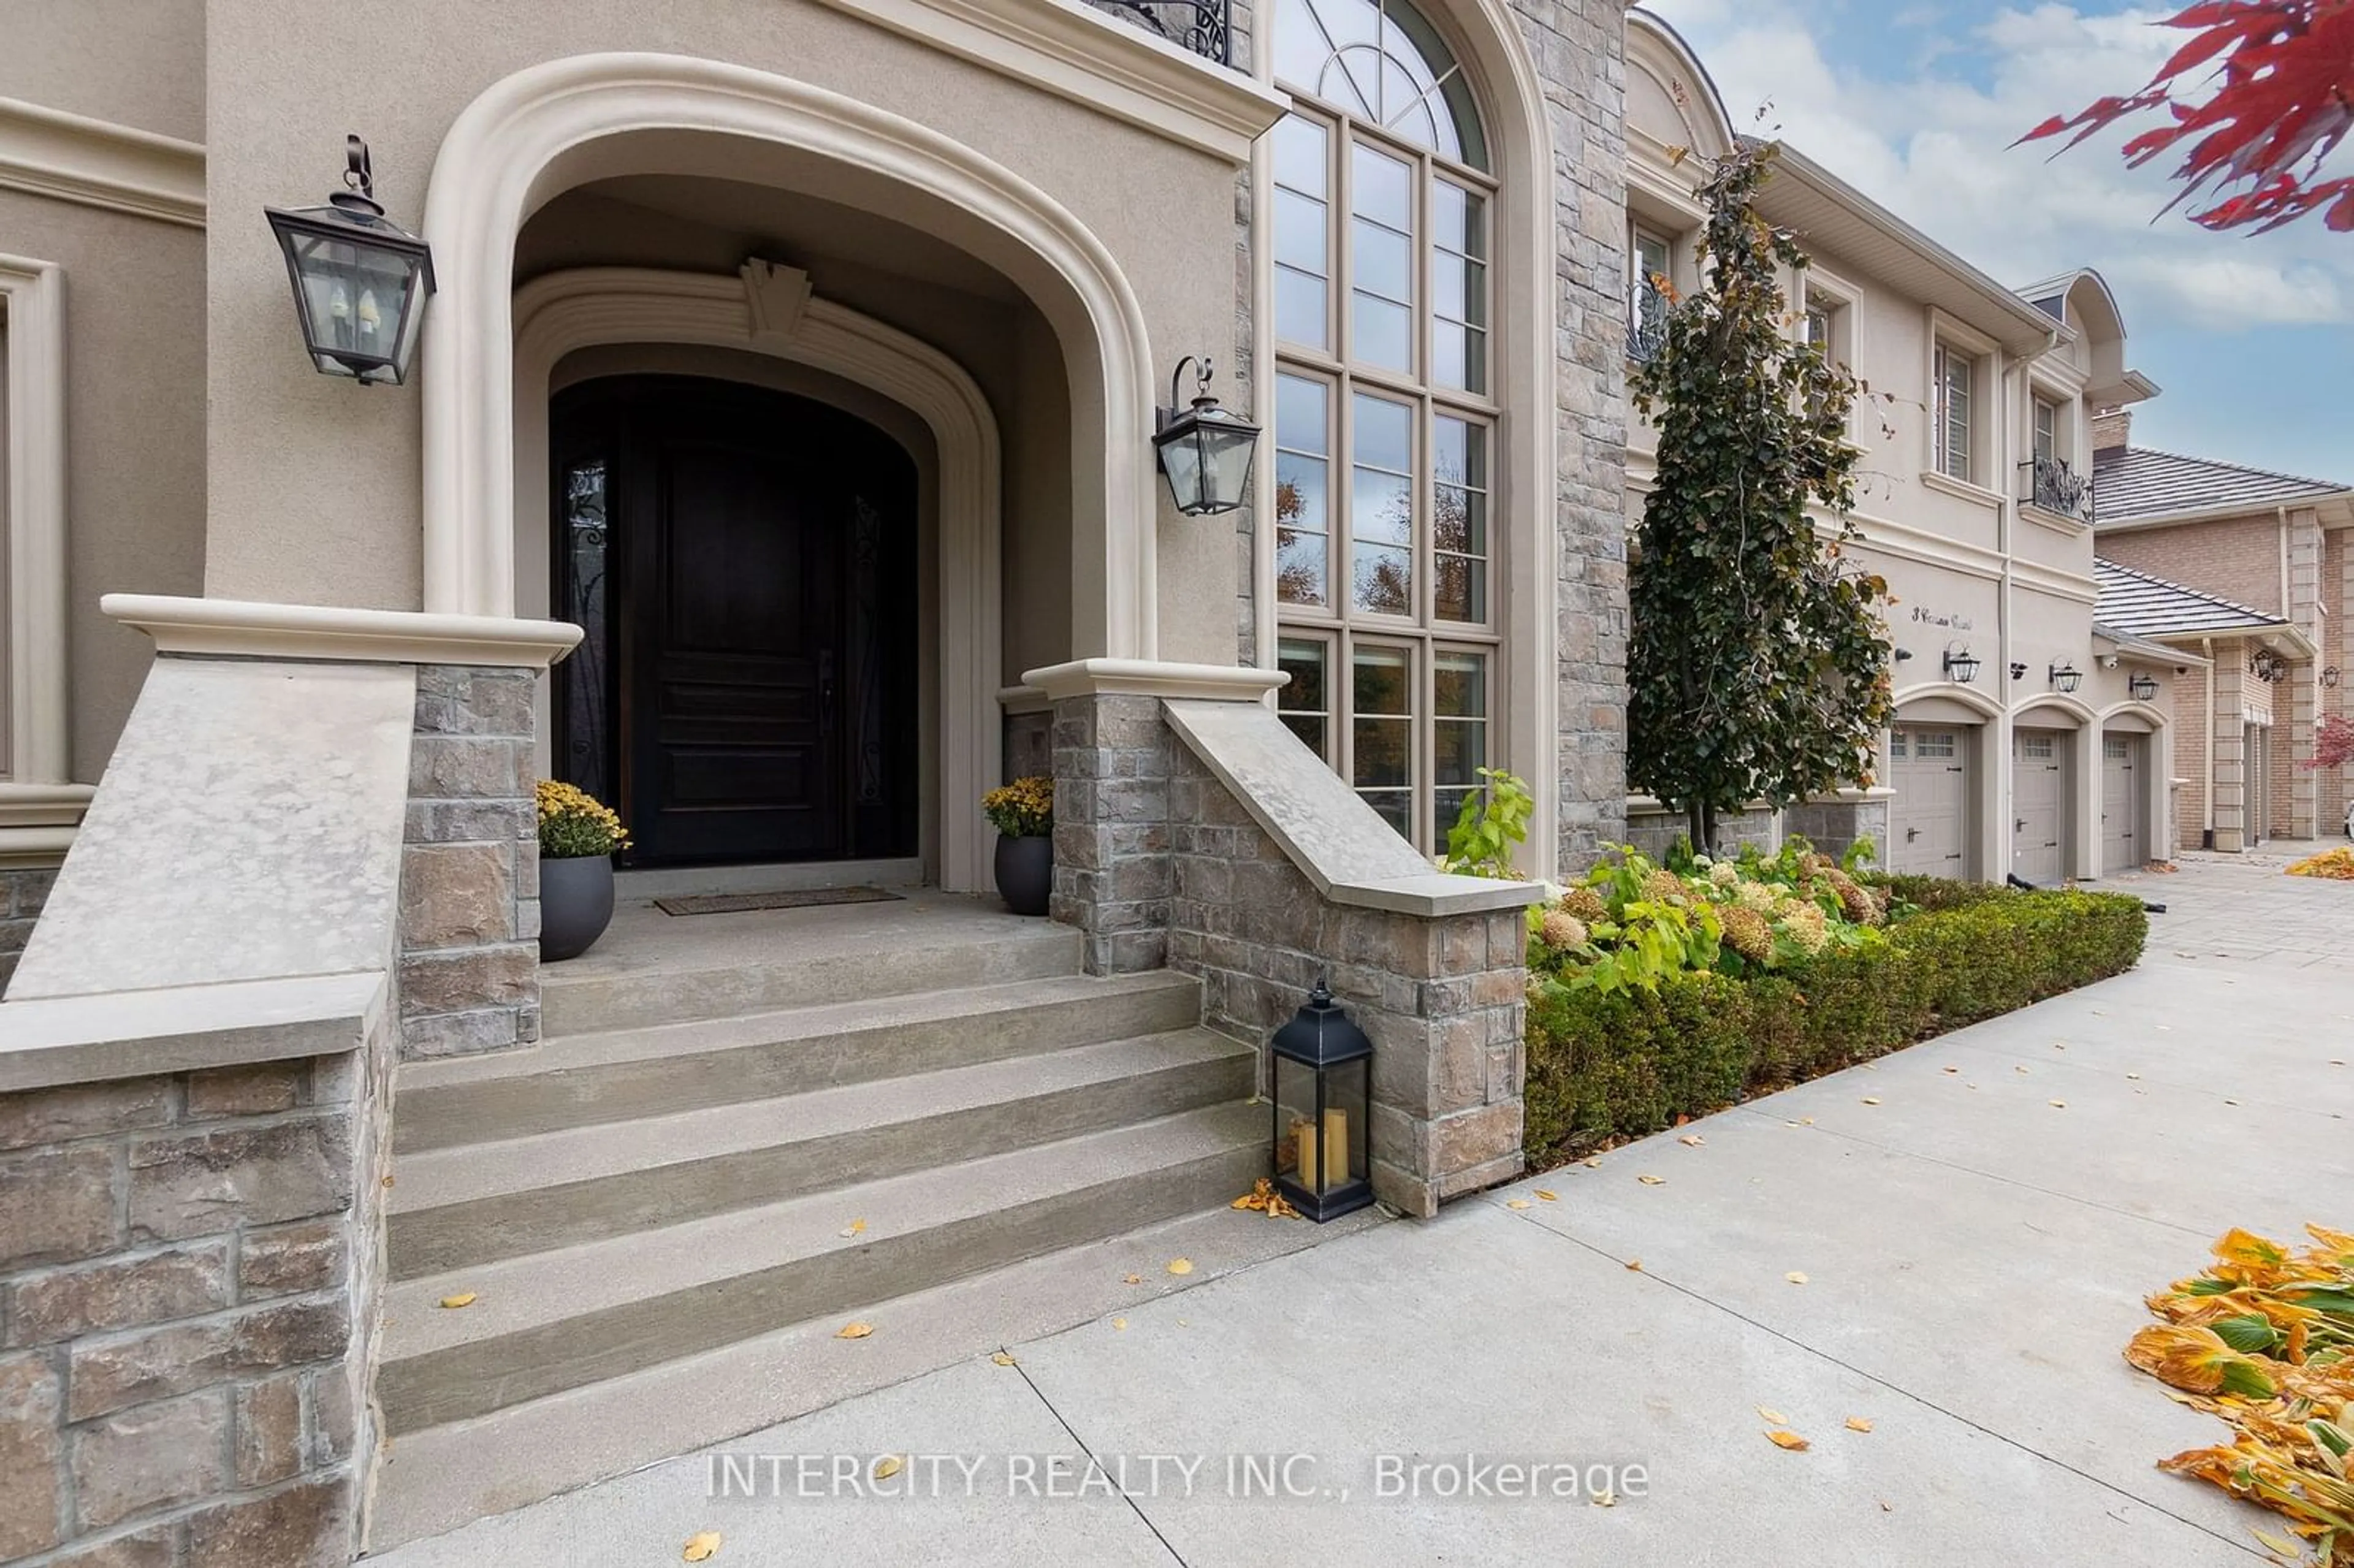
[
  {"left": 102, "top": 595, "right": 584, "bottom": 669},
  {"left": 0, "top": 98, "right": 204, "bottom": 228}
]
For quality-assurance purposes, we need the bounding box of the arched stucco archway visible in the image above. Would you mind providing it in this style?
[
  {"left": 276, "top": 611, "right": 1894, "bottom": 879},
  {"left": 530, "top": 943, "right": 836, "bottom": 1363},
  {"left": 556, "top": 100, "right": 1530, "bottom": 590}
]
[
  {"left": 510, "top": 265, "right": 1004, "bottom": 891},
  {"left": 421, "top": 51, "right": 1159, "bottom": 663}
]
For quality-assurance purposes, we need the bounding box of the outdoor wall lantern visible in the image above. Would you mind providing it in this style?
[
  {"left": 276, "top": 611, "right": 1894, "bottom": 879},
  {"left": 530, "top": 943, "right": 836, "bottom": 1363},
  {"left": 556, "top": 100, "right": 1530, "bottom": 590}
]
[
  {"left": 2324, "top": 667, "right": 2343, "bottom": 690},
  {"left": 1943, "top": 647, "right": 1981, "bottom": 685},
  {"left": 2128, "top": 671, "right": 2159, "bottom": 702},
  {"left": 1153, "top": 356, "right": 1260, "bottom": 517},
  {"left": 1271, "top": 980, "right": 1373, "bottom": 1223},
  {"left": 2252, "top": 647, "right": 2288, "bottom": 683},
  {"left": 2049, "top": 663, "right": 2084, "bottom": 695},
  {"left": 265, "top": 136, "right": 436, "bottom": 387}
]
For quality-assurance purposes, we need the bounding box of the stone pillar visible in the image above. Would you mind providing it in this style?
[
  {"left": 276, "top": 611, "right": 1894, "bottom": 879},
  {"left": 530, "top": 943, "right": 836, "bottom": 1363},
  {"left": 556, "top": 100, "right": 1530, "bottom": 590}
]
[
  {"left": 398, "top": 668, "right": 541, "bottom": 1059},
  {"left": 1048, "top": 693, "right": 1174, "bottom": 976},
  {"left": 2211, "top": 644, "right": 2246, "bottom": 851},
  {"left": 1781, "top": 794, "right": 1892, "bottom": 868},
  {"left": 2288, "top": 513, "right": 2323, "bottom": 839},
  {"left": 0, "top": 1041, "right": 387, "bottom": 1564},
  {"left": 0, "top": 868, "right": 58, "bottom": 997}
]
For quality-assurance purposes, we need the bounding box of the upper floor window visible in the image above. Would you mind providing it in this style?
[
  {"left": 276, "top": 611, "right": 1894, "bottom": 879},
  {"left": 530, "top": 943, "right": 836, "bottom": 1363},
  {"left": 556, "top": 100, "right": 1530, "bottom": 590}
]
[
  {"left": 2032, "top": 395, "right": 2060, "bottom": 463},
  {"left": 1629, "top": 226, "right": 1671, "bottom": 361},
  {"left": 1933, "top": 341, "right": 1973, "bottom": 482},
  {"left": 1273, "top": 0, "right": 1498, "bottom": 853}
]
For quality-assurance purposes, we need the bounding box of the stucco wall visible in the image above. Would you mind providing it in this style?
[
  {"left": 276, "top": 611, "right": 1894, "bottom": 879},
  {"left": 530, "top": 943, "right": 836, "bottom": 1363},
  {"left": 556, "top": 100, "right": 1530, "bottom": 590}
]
[
  {"left": 202, "top": 0, "right": 1244, "bottom": 658},
  {"left": 0, "top": 0, "right": 205, "bottom": 143},
  {"left": 0, "top": 191, "right": 207, "bottom": 782}
]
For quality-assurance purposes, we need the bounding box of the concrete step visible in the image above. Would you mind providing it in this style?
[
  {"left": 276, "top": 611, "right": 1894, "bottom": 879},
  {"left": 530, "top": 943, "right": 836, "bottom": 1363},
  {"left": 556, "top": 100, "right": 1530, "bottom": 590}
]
[
  {"left": 392, "top": 970, "right": 1206, "bottom": 1152},
  {"left": 536, "top": 908, "right": 1082, "bottom": 1035},
  {"left": 387, "top": 1027, "right": 1258, "bottom": 1277},
  {"left": 364, "top": 1198, "right": 1382, "bottom": 1554},
  {"left": 376, "top": 1102, "right": 1268, "bottom": 1436}
]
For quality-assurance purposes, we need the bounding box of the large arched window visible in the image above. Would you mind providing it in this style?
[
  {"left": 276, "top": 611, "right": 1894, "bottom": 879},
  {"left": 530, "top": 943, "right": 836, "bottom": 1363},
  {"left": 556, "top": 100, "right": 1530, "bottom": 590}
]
[{"left": 1269, "top": 0, "right": 1496, "bottom": 852}]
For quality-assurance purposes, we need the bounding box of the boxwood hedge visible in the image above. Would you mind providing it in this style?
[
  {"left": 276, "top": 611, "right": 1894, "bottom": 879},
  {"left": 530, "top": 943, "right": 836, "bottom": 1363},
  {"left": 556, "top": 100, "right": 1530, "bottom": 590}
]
[{"left": 1523, "top": 884, "right": 2148, "bottom": 1170}]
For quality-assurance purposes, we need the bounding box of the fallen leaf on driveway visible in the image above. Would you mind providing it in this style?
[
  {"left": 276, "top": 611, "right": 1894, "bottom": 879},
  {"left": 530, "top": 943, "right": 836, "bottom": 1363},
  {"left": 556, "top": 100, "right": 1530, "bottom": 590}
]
[
  {"left": 683, "top": 1532, "right": 722, "bottom": 1562},
  {"left": 1859, "top": 1097, "right": 1881, "bottom": 1106},
  {"left": 873, "top": 1456, "right": 903, "bottom": 1481},
  {"left": 2015, "top": 1065, "right": 2030, "bottom": 1074},
  {"left": 1678, "top": 1133, "right": 1705, "bottom": 1147},
  {"left": 1785, "top": 1271, "right": 1809, "bottom": 1285},
  {"left": 1534, "top": 1189, "right": 1559, "bottom": 1202},
  {"left": 1122, "top": 1273, "right": 1143, "bottom": 1285},
  {"left": 2224, "top": 1099, "right": 2241, "bottom": 1107},
  {"left": 1765, "top": 1429, "right": 1811, "bottom": 1452},
  {"left": 1112, "top": 1317, "right": 1127, "bottom": 1331},
  {"left": 2126, "top": 1073, "right": 2141, "bottom": 1080},
  {"left": 1591, "top": 1489, "right": 1617, "bottom": 1507},
  {"left": 2049, "top": 1100, "right": 2068, "bottom": 1109},
  {"left": 1941, "top": 1066, "right": 1958, "bottom": 1075},
  {"left": 1506, "top": 1198, "right": 1532, "bottom": 1210},
  {"left": 1583, "top": 1157, "right": 1604, "bottom": 1168},
  {"left": 839, "top": 1219, "right": 867, "bottom": 1238},
  {"left": 1637, "top": 1174, "right": 1666, "bottom": 1186},
  {"left": 1167, "top": 1258, "right": 1194, "bottom": 1276},
  {"left": 1756, "top": 1406, "right": 1787, "bottom": 1423},
  {"left": 1845, "top": 1416, "right": 1874, "bottom": 1433},
  {"left": 991, "top": 1352, "right": 1017, "bottom": 1366},
  {"left": 836, "top": 1322, "right": 874, "bottom": 1340},
  {"left": 438, "top": 1293, "right": 477, "bottom": 1309},
  {"left": 1625, "top": 1259, "right": 1644, "bottom": 1271}
]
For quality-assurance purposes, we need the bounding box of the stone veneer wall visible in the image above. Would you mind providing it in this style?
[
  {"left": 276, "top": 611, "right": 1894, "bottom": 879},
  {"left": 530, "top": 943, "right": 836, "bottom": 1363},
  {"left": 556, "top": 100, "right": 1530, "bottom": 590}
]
[
  {"left": 0, "top": 1041, "right": 390, "bottom": 1564},
  {"left": 1780, "top": 798, "right": 1891, "bottom": 869},
  {"left": 1624, "top": 803, "right": 1774, "bottom": 864},
  {"left": 1051, "top": 692, "right": 1529, "bottom": 1216},
  {"left": 0, "top": 869, "right": 59, "bottom": 998},
  {"left": 398, "top": 667, "right": 541, "bottom": 1060},
  {"left": 1522, "top": 0, "right": 1632, "bottom": 872}
]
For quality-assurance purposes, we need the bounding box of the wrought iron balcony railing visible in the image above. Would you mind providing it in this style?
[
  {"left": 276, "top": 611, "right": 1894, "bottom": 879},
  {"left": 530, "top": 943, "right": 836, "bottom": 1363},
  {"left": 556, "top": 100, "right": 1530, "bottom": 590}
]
[
  {"left": 1626, "top": 311, "right": 1667, "bottom": 363},
  {"left": 1083, "top": 0, "right": 1233, "bottom": 66},
  {"left": 2019, "top": 454, "right": 2094, "bottom": 523}
]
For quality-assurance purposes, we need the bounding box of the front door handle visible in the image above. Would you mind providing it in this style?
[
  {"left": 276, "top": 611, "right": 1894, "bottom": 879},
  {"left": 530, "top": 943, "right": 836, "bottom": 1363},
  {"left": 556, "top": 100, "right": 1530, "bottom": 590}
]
[
  {"left": 818, "top": 650, "right": 837, "bottom": 737},
  {"left": 2016, "top": 819, "right": 2027, "bottom": 832},
  {"left": 1906, "top": 827, "right": 1921, "bottom": 842}
]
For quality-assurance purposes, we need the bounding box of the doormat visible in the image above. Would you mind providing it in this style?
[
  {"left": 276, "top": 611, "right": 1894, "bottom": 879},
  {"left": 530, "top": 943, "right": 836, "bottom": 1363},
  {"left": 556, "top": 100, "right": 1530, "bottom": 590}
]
[{"left": 653, "top": 886, "right": 905, "bottom": 917}]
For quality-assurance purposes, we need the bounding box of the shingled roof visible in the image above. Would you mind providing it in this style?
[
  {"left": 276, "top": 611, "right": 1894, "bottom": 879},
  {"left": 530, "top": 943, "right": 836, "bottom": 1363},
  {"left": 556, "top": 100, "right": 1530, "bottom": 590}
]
[
  {"left": 2093, "top": 558, "right": 2279, "bottom": 639},
  {"left": 2094, "top": 445, "right": 2347, "bottom": 525}
]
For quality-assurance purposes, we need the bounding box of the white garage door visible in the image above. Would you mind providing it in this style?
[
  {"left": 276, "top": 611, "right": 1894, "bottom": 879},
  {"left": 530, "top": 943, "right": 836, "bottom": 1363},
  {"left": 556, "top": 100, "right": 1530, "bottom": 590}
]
[
  {"left": 2101, "top": 734, "right": 2143, "bottom": 875},
  {"left": 1890, "top": 726, "right": 1968, "bottom": 876},
  {"left": 2013, "top": 729, "right": 2067, "bottom": 884}
]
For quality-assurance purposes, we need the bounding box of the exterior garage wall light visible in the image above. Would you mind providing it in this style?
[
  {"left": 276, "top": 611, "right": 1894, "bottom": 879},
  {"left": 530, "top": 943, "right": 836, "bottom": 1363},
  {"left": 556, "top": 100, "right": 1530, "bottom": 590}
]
[
  {"left": 2049, "top": 663, "right": 2083, "bottom": 695},
  {"left": 1942, "top": 647, "right": 1981, "bottom": 684},
  {"left": 1152, "top": 356, "right": 1260, "bottom": 517},
  {"left": 2128, "top": 672, "right": 2158, "bottom": 702},
  {"left": 266, "top": 136, "right": 436, "bottom": 387},
  {"left": 2251, "top": 647, "right": 2288, "bottom": 683}
]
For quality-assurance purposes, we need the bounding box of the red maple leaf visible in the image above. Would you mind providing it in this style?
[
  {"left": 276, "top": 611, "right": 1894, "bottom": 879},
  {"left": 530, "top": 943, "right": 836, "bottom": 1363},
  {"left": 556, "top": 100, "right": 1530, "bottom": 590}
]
[{"left": 2018, "top": 0, "right": 2354, "bottom": 233}]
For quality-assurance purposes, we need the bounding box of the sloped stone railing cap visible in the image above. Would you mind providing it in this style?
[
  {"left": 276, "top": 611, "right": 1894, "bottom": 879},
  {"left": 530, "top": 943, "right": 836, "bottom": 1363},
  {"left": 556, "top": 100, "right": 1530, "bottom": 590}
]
[
  {"left": 1022, "top": 658, "right": 1287, "bottom": 702},
  {"left": 0, "top": 970, "right": 386, "bottom": 1092},
  {"left": 1162, "top": 699, "right": 1544, "bottom": 918},
  {"left": 105, "top": 594, "right": 584, "bottom": 669}
]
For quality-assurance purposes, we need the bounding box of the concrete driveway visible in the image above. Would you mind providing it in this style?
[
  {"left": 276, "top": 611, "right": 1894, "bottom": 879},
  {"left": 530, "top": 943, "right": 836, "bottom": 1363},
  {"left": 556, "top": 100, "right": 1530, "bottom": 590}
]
[{"left": 376, "top": 858, "right": 2352, "bottom": 1567}]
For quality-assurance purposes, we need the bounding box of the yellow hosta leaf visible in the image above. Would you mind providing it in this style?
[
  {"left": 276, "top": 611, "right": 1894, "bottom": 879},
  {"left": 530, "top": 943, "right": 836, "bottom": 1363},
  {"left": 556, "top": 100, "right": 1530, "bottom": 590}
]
[
  {"left": 2250, "top": 1526, "right": 2303, "bottom": 1558},
  {"left": 836, "top": 1321, "right": 875, "bottom": 1340},
  {"left": 991, "top": 1352, "right": 1017, "bottom": 1366},
  {"left": 1785, "top": 1271, "right": 1809, "bottom": 1285},
  {"left": 438, "top": 1293, "right": 477, "bottom": 1309},
  {"left": 2214, "top": 1229, "right": 2290, "bottom": 1270},
  {"left": 1845, "top": 1416, "right": 1874, "bottom": 1433},
  {"left": 682, "top": 1531, "right": 723, "bottom": 1562},
  {"left": 2124, "top": 1325, "right": 2274, "bottom": 1398},
  {"left": 872, "top": 1455, "right": 902, "bottom": 1481},
  {"left": 1765, "top": 1429, "right": 1811, "bottom": 1452},
  {"left": 1637, "top": 1174, "right": 1666, "bottom": 1186},
  {"left": 1756, "top": 1406, "right": 1788, "bottom": 1423},
  {"left": 1505, "top": 1198, "right": 1532, "bottom": 1211},
  {"left": 1167, "top": 1258, "right": 1194, "bottom": 1276},
  {"left": 1534, "top": 1189, "right": 1559, "bottom": 1202}
]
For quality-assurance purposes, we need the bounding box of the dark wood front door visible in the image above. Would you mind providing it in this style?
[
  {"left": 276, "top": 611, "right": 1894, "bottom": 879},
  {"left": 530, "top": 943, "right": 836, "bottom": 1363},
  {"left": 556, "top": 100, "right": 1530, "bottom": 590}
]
[{"left": 551, "top": 376, "right": 918, "bottom": 869}]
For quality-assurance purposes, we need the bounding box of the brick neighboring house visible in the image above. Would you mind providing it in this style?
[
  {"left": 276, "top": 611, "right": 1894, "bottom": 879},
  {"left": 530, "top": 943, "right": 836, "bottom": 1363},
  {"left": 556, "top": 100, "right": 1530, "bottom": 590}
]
[{"left": 2092, "top": 413, "right": 2354, "bottom": 851}]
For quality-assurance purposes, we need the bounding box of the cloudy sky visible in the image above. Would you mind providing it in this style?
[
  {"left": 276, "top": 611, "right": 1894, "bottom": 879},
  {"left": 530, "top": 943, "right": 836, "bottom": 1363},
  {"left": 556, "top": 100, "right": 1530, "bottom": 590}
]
[{"left": 1644, "top": 0, "right": 2352, "bottom": 485}]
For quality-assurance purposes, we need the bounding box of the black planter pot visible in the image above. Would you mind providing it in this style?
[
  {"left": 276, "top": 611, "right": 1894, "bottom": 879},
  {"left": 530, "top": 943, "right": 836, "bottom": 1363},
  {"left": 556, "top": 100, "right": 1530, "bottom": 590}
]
[
  {"left": 539, "top": 853, "right": 616, "bottom": 962},
  {"left": 994, "top": 834, "right": 1053, "bottom": 917}
]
